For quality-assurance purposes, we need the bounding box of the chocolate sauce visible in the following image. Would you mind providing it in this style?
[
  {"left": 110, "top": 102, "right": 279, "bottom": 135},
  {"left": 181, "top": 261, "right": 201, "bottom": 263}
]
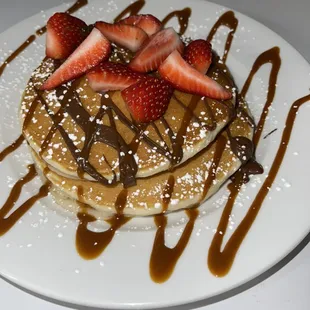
[
  {"left": 263, "top": 128, "right": 278, "bottom": 139},
  {"left": 208, "top": 94, "right": 310, "bottom": 276},
  {"left": 0, "top": 164, "right": 50, "bottom": 236},
  {"left": 207, "top": 11, "right": 238, "bottom": 64},
  {"left": 76, "top": 189, "right": 130, "bottom": 259},
  {"left": 150, "top": 208, "right": 198, "bottom": 283},
  {"left": 161, "top": 8, "right": 191, "bottom": 36}
]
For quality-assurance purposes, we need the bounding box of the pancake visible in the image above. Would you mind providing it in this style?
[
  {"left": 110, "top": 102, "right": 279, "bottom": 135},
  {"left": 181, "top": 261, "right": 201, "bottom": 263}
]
[
  {"left": 20, "top": 56, "right": 236, "bottom": 187},
  {"left": 30, "top": 99, "right": 254, "bottom": 217}
]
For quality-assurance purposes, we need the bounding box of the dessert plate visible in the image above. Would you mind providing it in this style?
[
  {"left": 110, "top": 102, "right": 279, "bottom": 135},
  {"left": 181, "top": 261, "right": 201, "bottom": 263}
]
[{"left": 0, "top": 0, "right": 310, "bottom": 308}]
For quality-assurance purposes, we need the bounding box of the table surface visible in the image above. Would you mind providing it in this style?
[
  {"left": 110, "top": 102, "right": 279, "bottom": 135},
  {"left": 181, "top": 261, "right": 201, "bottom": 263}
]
[{"left": 0, "top": 0, "right": 309, "bottom": 309}]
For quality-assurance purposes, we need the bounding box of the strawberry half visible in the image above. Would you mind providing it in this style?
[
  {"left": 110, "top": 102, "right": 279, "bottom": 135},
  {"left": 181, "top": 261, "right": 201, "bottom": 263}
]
[
  {"left": 95, "top": 22, "right": 148, "bottom": 52},
  {"left": 46, "top": 12, "right": 88, "bottom": 59},
  {"left": 184, "top": 39, "right": 212, "bottom": 74},
  {"left": 158, "top": 50, "right": 232, "bottom": 100},
  {"left": 86, "top": 61, "right": 146, "bottom": 92},
  {"left": 41, "top": 28, "right": 111, "bottom": 90},
  {"left": 121, "top": 77, "right": 174, "bottom": 123},
  {"left": 118, "top": 14, "right": 162, "bottom": 36},
  {"left": 129, "top": 27, "right": 184, "bottom": 73}
]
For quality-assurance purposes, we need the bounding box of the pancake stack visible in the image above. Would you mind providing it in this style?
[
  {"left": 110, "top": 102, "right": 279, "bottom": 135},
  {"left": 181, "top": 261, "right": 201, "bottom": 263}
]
[{"left": 20, "top": 13, "right": 255, "bottom": 218}]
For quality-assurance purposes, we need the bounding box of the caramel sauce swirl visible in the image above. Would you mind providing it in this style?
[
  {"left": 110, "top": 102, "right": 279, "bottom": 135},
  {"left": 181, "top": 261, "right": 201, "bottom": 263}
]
[{"left": 0, "top": 164, "right": 50, "bottom": 236}]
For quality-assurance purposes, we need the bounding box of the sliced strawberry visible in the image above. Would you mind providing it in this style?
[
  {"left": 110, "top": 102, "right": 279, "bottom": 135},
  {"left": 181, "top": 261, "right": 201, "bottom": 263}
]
[
  {"left": 129, "top": 27, "right": 184, "bottom": 73},
  {"left": 41, "top": 28, "right": 111, "bottom": 90},
  {"left": 118, "top": 14, "right": 162, "bottom": 36},
  {"left": 184, "top": 39, "right": 212, "bottom": 74},
  {"left": 86, "top": 61, "right": 147, "bottom": 92},
  {"left": 121, "top": 77, "right": 174, "bottom": 123},
  {"left": 95, "top": 22, "right": 148, "bottom": 52},
  {"left": 46, "top": 12, "right": 88, "bottom": 59},
  {"left": 158, "top": 50, "right": 232, "bottom": 100}
]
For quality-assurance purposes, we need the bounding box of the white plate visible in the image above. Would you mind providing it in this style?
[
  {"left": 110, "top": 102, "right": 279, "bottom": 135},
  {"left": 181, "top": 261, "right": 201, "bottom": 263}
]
[{"left": 0, "top": 0, "right": 310, "bottom": 308}]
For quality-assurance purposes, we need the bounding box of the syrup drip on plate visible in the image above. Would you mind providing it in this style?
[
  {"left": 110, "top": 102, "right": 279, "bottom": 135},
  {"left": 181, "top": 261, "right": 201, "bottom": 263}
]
[
  {"left": 208, "top": 94, "right": 310, "bottom": 276},
  {"left": 207, "top": 11, "right": 238, "bottom": 64},
  {"left": 150, "top": 208, "right": 198, "bottom": 283},
  {"left": 76, "top": 189, "right": 130, "bottom": 260},
  {"left": 149, "top": 135, "right": 227, "bottom": 282},
  {"left": 0, "top": 164, "right": 50, "bottom": 236}
]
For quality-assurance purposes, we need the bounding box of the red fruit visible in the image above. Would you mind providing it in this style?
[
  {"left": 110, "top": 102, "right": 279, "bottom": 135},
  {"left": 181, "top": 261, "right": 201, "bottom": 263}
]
[
  {"left": 45, "top": 12, "right": 88, "bottom": 59},
  {"left": 118, "top": 14, "right": 162, "bottom": 36},
  {"left": 95, "top": 22, "right": 148, "bottom": 52},
  {"left": 129, "top": 27, "right": 184, "bottom": 73},
  {"left": 184, "top": 39, "right": 212, "bottom": 74},
  {"left": 158, "top": 50, "right": 231, "bottom": 100},
  {"left": 121, "top": 77, "right": 174, "bottom": 123},
  {"left": 86, "top": 61, "right": 147, "bottom": 92},
  {"left": 41, "top": 28, "right": 111, "bottom": 90}
]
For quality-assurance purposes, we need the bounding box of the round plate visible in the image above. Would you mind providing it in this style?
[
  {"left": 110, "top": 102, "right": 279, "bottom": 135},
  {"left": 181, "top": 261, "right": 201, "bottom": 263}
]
[{"left": 0, "top": 0, "right": 310, "bottom": 308}]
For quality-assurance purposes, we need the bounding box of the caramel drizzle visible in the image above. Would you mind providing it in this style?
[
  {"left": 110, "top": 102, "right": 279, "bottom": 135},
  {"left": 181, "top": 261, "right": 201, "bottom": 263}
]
[
  {"left": 0, "top": 134, "right": 24, "bottom": 162},
  {"left": 241, "top": 47, "right": 281, "bottom": 147},
  {"left": 161, "top": 8, "right": 191, "bottom": 36},
  {"left": 207, "top": 11, "right": 238, "bottom": 64},
  {"left": 149, "top": 135, "right": 227, "bottom": 282},
  {"left": 208, "top": 94, "right": 310, "bottom": 276},
  {"left": 0, "top": 164, "right": 50, "bottom": 236},
  {"left": 76, "top": 189, "right": 130, "bottom": 259},
  {"left": 150, "top": 208, "right": 198, "bottom": 283},
  {"left": 0, "top": 0, "right": 88, "bottom": 236},
  {"left": 162, "top": 175, "right": 175, "bottom": 213},
  {"left": 114, "top": 0, "right": 146, "bottom": 22}
]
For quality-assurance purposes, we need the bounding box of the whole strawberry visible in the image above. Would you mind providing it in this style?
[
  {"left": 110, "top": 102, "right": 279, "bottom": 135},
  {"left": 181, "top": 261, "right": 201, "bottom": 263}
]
[
  {"left": 184, "top": 39, "right": 212, "bottom": 74},
  {"left": 46, "top": 12, "right": 88, "bottom": 59},
  {"left": 121, "top": 77, "right": 174, "bottom": 123}
]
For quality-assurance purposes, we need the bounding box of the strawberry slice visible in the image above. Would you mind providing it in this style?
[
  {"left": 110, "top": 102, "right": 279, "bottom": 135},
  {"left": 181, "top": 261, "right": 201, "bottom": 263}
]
[
  {"left": 46, "top": 12, "right": 88, "bottom": 59},
  {"left": 41, "top": 28, "right": 111, "bottom": 90},
  {"left": 118, "top": 14, "right": 162, "bottom": 36},
  {"left": 86, "top": 61, "right": 146, "bottom": 92},
  {"left": 95, "top": 22, "right": 148, "bottom": 52},
  {"left": 121, "top": 77, "right": 174, "bottom": 123},
  {"left": 129, "top": 27, "right": 184, "bottom": 73},
  {"left": 158, "top": 50, "right": 232, "bottom": 100},
  {"left": 184, "top": 39, "right": 212, "bottom": 74}
]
